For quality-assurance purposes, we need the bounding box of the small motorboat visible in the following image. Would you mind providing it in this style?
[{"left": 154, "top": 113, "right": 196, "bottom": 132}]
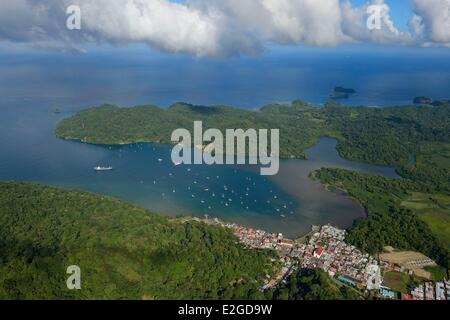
[{"left": 94, "top": 166, "right": 113, "bottom": 171}]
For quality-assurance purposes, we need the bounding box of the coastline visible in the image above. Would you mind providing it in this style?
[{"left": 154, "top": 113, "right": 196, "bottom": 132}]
[{"left": 52, "top": 135, "right": 397, "bottom": 239}]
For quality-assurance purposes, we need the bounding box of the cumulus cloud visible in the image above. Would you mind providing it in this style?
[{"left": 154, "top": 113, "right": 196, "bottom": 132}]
[
  {"left": 198, "top": 0, "right": 347, "bottom": 47},
  {"left": 0, "top": 0, "right": 348, "bottom": 55},
  {"left": 0, "top": 0, "right": 448, "bottom": 56},
  {"left": 80, "top": 0, "right": 228, "bottom": 55},
  {"left": 410, "top": 0, "right": 450, "bottom": 46},
  {"left": 341, "top": 0, "right": 412, "bottom": 45}
]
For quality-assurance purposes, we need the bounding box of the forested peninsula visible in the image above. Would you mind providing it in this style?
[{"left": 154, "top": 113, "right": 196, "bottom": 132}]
[{"left": 56, "top": 100, "right": 450, "bottom": 190}]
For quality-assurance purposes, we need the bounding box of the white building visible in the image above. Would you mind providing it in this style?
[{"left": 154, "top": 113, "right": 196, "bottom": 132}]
[{"left": 365, "top": 264, "right": 382, "bottom": 290}]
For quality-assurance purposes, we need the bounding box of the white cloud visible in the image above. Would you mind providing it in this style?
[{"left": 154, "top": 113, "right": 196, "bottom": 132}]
[
  {"left": 411, "top": 0, "right": 450, "bottom": 45},
  {"left": 77, "top": 0, "right": 348, "bottom": 54},
  {"left": 204, "top": 0, "right": 347, "bottom": 46},
  {"left": 341, "top": 0, "right": 412, "bottom": 45},
  {"left": 0, "top": 0, "right": 449, "bottom": 56},
  {"left": 79, "top": 0, "right": 225, "bottom": 56}
]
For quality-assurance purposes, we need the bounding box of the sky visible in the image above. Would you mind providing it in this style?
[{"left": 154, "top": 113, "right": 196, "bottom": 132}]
[
  {"left": 169, "top": 0, "right": 413, "bottom": 28},
  {"left": 170, "top": 0, "right": 412, "bottom": 24},
  {"left": 0, "top": 0, "right": 449, "bottom": 57},
  {"left": 350, "top": 0, "right": 413, "bottom": 28}
]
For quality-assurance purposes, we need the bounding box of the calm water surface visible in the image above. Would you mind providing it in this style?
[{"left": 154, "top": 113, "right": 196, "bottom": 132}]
[
  {"left": 1, "top": 46, "right": 447, "bottom": 237},
  {"left": 0, "top": 102, "right": 398, "bottom": 237}
]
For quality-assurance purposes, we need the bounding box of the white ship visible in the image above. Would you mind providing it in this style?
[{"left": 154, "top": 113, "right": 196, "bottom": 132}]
[{"left": 94, "top": 166, "right": 113, "bottom": 171}]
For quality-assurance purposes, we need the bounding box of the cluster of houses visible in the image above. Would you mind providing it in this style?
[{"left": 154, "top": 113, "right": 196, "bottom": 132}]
[
  {"left": 233, "top": 225, "right": 296, "bottom": 253},
  {"left": 209, "top": 218, "right": 382, "bottom": 292},
  {"left": 261, "top": 256, "right": 296, "bottom": 291},
  {"left": 200, "top": 217, "right": 448, "bottom": 299},
  {"left": 225, "top": 223, "right": 298, "bottom": 289},
  {"left": 402, "top": 280, "right": 450, "bottom": 300},
  {"left": 292, "top": 225, "right": 382, "bottom": 291}
]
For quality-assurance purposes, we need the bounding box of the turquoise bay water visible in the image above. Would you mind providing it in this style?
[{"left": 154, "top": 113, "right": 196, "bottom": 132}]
[
  {"left": 0, "top": 46, "right": 447, "bottom": 237},
  {"left": 0, "top": 102, "right": 398, "bottom": 237}
]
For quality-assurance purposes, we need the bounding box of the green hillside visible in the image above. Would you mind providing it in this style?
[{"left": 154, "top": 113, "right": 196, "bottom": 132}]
[
  {"left": 0, "top": 181, "right": 362, "bottom": 300},
  {"left": 0, "top": 182, "right": 274, "bottom": 300},
  {"left": 401, "top": 192, "right": 450, "bottom": 251},
  {"left": 314, "top": 169, "right": 449, "bottom": 268},
  {"left": 54, "top": 101, "right": 326, "bottom": 159},
  {"left": 272, "top": 269, "right": 361, "bottom": 300}
]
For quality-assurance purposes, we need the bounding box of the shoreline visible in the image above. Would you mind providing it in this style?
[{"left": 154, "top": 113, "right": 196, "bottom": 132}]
[{"left": 54, "top": 137, "right": 385, "bottom": 239}]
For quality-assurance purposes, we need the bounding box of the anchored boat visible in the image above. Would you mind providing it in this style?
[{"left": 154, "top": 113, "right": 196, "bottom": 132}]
[{"left": 94, "top": 166, "right": 113, "bottom": 171}]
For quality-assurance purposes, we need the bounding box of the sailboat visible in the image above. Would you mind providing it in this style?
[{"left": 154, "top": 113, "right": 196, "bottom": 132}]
[{"left": 94, "top": 166, "right": 113, "bottom": 171}]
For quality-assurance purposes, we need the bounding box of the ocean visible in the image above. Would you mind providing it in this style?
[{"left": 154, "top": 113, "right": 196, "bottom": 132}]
[{"left": 0, "top": 45, "right": 448, "bottom": 237}]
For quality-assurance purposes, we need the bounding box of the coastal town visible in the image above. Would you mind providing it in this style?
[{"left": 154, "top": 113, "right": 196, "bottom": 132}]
[{"left": 199, "top": 217, "right": 449, "bottom": 300}]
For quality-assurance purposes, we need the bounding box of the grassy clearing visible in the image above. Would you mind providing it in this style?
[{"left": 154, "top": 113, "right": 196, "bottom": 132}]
[
  {"left": 401, "top": 192, "right": 450, "bottom": 251},
  {"left": 424, "top": 265, "right": 448, "bottom": 281},
  {"left": 383, "top": 271, "right": 418, "bottom": 293}
]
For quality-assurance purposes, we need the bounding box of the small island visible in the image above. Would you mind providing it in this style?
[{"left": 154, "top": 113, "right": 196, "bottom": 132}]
[
  {"left": 413, "top": 97, "right": 434, "bottom": 105},
  {"left": 330, "top": 87, "right": 356, "bottom": 99},
  {"left": 51, "top": 107, "right": 62, "bottom": 114},
  {"left": 413, "top": 97, "right": 450, "bottom": 107}
]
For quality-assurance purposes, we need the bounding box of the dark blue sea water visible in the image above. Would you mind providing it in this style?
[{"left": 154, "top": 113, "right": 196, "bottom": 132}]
[
  {"left": 0, "top": 45, "right": 448, "bottom": 237},
  {"left": 2, "top": 45, "right": 449, "bottom": 109}
]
